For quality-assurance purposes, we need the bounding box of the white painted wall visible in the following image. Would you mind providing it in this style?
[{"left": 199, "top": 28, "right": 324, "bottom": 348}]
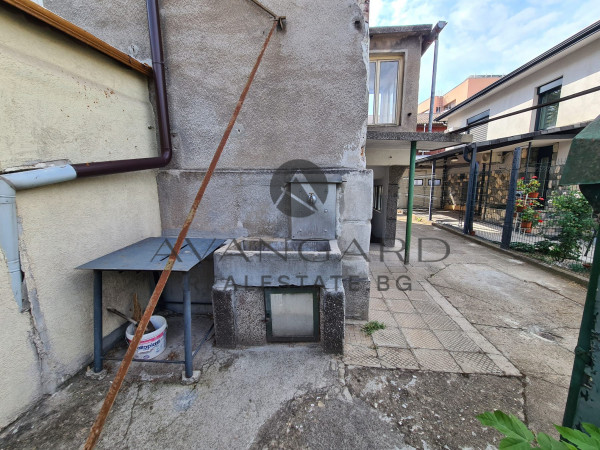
[
  {"left": 0, "top": 7, "right": 161, "bottom": 427},
  {"left": 445, "top": 35, "right": 600, "bottom": 140}
]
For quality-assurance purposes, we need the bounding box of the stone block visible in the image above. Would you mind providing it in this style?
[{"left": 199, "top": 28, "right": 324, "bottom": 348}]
[
  {"left": 212, "top": 283, "right": 236, "bottom": 348},
  {"left": 321, "top": 287, "right": 345, "bottom": 354},
  {"left": 234, "top": 287, "right": 267, "bottom": 346},
  {"left": 338, "top": 221, "right": 371, "bottom": 258},
  {"left": 343, "top": 278, "right": 370, "bottom": 320},
  {"left": 338, "top": 170, "right": 373, "bottom": 222}
]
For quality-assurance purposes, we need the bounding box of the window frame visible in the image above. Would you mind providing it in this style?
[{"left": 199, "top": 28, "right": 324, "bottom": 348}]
[
  {"left": 264, "top": 287, "right": 320, "bottom": 343},
  {"left": 535, "top": 78, "right": 562, "bottom": 131},
  {"left": 368, "top": 53, "right": 404, "bottom": 126}
]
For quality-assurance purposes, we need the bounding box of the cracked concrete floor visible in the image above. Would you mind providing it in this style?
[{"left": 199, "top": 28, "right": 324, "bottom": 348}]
[{"left": 0, "top": 222, "right": 586, "bottom": 449}]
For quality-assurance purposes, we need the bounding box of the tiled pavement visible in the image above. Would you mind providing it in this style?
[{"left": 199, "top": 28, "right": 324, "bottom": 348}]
[{"left": 344, "top": 247, "right": 520, "bottom": 376}]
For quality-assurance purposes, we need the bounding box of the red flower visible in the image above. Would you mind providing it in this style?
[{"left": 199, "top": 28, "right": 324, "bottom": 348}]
[
  {"left": 520, "top": 177, "right": 525, "bottom": 180},
  {"left": 532, "top": 176, "right": 538, "bottom": 179},
  {"left": 539, "top": 198, "right": 544, "bottom": 201},
  {"left": 538, "top": 219, "right": 543, "bottom": 223}
]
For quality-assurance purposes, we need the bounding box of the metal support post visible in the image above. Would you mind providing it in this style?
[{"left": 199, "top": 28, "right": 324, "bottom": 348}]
[
  {"left": 404, "top": 141, "right": 417, "bottom": 264},
  {"left": 463, "top": 144, "right": 479, "bottom": 234},
  {"left": 428, "top": 160, "right": 436, "bottom": 221},
  {"left": 563, "top": 221, "right": 600, "bottom": 429},
  {"left": 183, "top": 272, "right": 193, "bottom": 378},
  {"left": 501, "top": 147, "right": 522, "bottom": 249},
  {"left": 93, "top": 270, "right": 103, "bottom": 373}
]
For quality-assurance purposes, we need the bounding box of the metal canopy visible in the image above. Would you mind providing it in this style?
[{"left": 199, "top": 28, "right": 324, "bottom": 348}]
[
  {"left": 417, "top": 122, "right": 589, "bottom": 163},
  {"left": 77, "top": 237, "right": 226, "bottom": 272}
]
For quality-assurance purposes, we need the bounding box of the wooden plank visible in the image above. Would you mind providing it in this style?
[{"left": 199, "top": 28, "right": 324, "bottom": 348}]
[{"left": 2, "top": 0, "right": 153, "bottom": 76}]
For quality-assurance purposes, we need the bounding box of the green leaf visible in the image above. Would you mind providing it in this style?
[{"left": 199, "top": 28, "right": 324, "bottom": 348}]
[
  {"left": 555, "top": 425, "right": 598, "bottom": 450},
  {"left": 477, "top": 411, "right": 535, "bottom": 442},
  {"left": 536, "top": 432, "right": 569, "bottom": 450},
  {"left": 581, "top": 423, "right": 600, "bottom": 446},
  {"left": 499, "top": 437, "right": 532, "bottom": 449}
]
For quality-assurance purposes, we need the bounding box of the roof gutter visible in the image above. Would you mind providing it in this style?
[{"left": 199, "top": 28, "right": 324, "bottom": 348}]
[{"left": 0, "top": 0, "right": 172, "bottom": 308}]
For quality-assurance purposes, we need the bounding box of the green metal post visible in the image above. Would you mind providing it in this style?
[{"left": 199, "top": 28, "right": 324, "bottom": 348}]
[
  {"left": 404, "top": 141, "right": 417, "bottom": 264},
  {"left": 563, "top": 229, "right": 600, "bottom": 428}
]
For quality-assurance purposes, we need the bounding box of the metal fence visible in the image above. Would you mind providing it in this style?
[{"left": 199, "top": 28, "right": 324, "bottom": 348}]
[{"left": 412, "top": 160, "right": 598, "bottom": 275}]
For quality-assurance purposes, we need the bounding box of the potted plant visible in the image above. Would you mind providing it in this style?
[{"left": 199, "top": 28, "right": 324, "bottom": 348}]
[
  {"left": 519, "top": 200, "right": 543, "bottom": 233},
  {"left": 517, "top": 176, "right": 541, "bottom": 198}
]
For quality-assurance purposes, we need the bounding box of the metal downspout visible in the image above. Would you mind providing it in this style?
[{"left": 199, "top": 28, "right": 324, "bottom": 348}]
[
  {"left": 0, "top": 166, "right": 77, "bottom": 309},
  {"left": 72, "top": 0, "right": 172, "bottom": 177},
  {"left": 0, "top": 0, "right": 172, "bottom": 306}
]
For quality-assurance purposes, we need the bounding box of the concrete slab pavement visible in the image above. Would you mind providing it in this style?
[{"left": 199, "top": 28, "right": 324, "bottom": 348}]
[{"left": 0, "top": 220, "right": 587, "bottom": 448}]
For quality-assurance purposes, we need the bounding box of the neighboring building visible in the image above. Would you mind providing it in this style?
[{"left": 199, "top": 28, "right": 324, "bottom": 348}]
[
  {"left": 365, "top": 25, "right": 469, "bottom": 245},
  {"left": 417, "top": 75, "right": 503, "bottom": 115},
  {"left": 412, "top": 20, "right": 600, "bottom": 212},
  {"left": 416, "top": 112, "right": 446, "bottom": 133}
]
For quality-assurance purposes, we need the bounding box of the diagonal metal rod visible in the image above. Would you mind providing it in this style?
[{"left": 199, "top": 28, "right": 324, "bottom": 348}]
[{"left": 83, "top": 19, "right": 279, "bottom": 449}]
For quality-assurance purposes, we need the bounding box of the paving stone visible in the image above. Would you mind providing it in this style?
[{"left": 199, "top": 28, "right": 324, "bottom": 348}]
[
  {"left": 434, "top": 330, "right": 481, "bottom": 352},
  {"left": 372, "top": 327, "right": 409, "bottom": 348},
  {"left": 422, "top": 314, "right": 461, "bottom": 331},
  {"left": 377, "top": 347, "right": 419, "bottom": 369},
  {"left": 385, "top": 299, "right": 415, "bottom": 313},
  {"left": 381, "top": 288, "right": 409, "bottom": 300},
  {"left": 368, "top": 297, "right": 388, "bottom": 311},
  {"left": 345, "top": 324, "right": 373, "bottom": 347},
  {"left": 343, "top": 344, "right": 381, "bottom": 367},
  {"left": 412, "top": 301, "right": 445, "bottom": 315},
  {"left": 406, "top": 290, "right": 435, "bottom": 302},
  {"left": 403, "top": 328, "right": 444, "bottom": 350},
  {"left": 413, "top": 349, "right": 461, "bottom": 372},
  {"left": 393, "top": 313, "right": 428, "bottom": 329},
  {"left": 452, "top": 352, "right": 503, "bottom": 374},
  {"left": 368, "top": 309, "right": 397, "bottom": 327}
]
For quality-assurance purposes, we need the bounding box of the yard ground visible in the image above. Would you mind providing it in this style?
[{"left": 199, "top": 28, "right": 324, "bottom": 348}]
[{"left": 0, "top": 221, "right": 586, "bottom": 449}]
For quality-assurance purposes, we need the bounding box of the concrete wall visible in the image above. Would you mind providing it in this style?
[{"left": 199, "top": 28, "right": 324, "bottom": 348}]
[
  {"left": 45, "top": 0, "right": 372, "bottom": 297},
  {"left": 0, "top": 6, "right": 161, "bottom": 427},
  {"left": 445, "top": 37, "right": 600, "bottom": 137}
]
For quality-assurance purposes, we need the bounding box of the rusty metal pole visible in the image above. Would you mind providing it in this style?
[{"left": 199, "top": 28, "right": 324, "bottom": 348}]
[{"left": 83, "top": 20, "right": 279, "bottom": 449}]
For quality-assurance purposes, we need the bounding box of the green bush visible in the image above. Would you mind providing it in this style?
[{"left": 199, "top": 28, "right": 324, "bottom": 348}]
[
  {"left": 510, "top": 242, "right": 537, "bottom": 253},
  {"left": 544, "top": 190, "right": 597, "bottom": 262}
]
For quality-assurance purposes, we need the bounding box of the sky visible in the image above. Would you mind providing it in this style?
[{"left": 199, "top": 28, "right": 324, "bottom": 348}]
[{"left": 370, "top": 0, "right": 600, "bottom": 103}]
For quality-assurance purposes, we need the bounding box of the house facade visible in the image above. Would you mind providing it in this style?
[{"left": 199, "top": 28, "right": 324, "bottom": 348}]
[{"left": 412, "top": 20, "right": 600, "bottom": 212}]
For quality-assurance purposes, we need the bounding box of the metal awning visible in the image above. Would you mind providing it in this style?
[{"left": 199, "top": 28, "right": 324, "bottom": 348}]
[{"left": 416, "top": 122, "right": 590, "bottom": 164}]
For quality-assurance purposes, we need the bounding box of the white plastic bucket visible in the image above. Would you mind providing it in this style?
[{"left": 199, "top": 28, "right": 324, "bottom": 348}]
[{"left": 125, "top": 315, "right": 167, "bottom": 360}]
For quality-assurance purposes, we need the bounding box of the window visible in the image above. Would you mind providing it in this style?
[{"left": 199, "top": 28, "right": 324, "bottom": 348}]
[
  {"left": 536, "top": 78, "right": 562, "bottom": 130},
  {"left": 427, "top": 179, "right": 441, "bottom": 186},
  {"left": 265, "top": 288, "right": 319, "bottom": 342},
  {"left": 414, "top": 179, "right": 424, "bottom": 186},
  {"left": 373, "top": 185, "right": 383, "bottom": 211},
  {"left": 369, "top": 56, "right": 403, "bottom": 125},
  {"left": 466, "top": 110, "right": 490, "bottom": 142}
]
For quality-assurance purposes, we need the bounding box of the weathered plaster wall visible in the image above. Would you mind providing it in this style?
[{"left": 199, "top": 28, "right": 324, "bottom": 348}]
[
  {"left": 0, "top": 6, "right": 161, "bottom": 427},
  {"left": 45, "top": 0, "right": 373, "bottom": 307}
]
